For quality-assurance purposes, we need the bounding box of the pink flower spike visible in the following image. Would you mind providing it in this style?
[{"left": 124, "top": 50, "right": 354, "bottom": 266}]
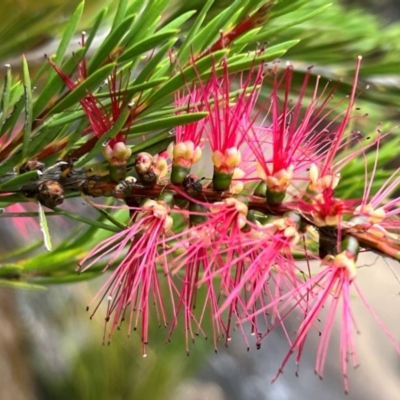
[
  {"left": 173, "top": 84, "right": 205, "bottom": 148},
  {"left": 320, "top": 56, "right": 362, "bottom": 176},
  {"left": 202, "top": 58, "right": 264, "bottom": 154},
  {"left": 81, "top": 201, "right": 176, "bottom": 355},
  {"left": 239, "top": 244, "right": 400, "bottom": 393}
]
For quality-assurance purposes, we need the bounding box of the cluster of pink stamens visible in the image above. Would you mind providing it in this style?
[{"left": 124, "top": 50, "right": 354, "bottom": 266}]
[{"left": 75, "top": 55, "right": 400, "bottom": 392}]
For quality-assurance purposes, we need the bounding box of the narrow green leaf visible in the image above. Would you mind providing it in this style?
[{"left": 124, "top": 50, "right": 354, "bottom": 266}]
[
  {"left": 147, "top": 49, "right": 228, "bottom": 108},
  {"left": 191, "top": 0, "right": 244, "bottom": 55},
  {"left": 111, "top": 0, "right": 129, "bottom": 31},
  {"left": 28, "top": 124, "right": 69, "bottom": 157},
  {"left": 38, "top": 202, "right": 52, "bottom": 251},
  {"left": 92, "top": 206, "right": 127, "bottom": 229},
  {"left": 21, "top": 56, "right": 33, "bottom": 160},
  {"left": 0, "top": 194, "right": 29, "bottom": 207},
  {"left": 32, "top": 59, "right": 51, "bottom": 87},
  {"left": 0, "top": 280, "right": 46, "bottom": 290},
  {"left": 49, "top": 63, "right": 115, "bottom": 115},
  {"left": 121, "top": 0, "right": 170, "bottom": 46},
  {"left": 54, "top": 1, "right": 84, "bottom": 65},
  {"left": 118, "top": 30, "right": 178, "bottom": 63},
  {"left": 270, "top": 0, "right": 309, "bottom": 18},
  {"left": 60, "top": 116, "right": 90, "bottom": 155},
  {"left": 94, "top": 78, "right": 167, "bottom": 99},
  {"left": 84, "top": 7, "right": 108, "bottom": 55},
  {"left": 51, "top": 207, "right": 121, "bottom": 232},
  {"left": 224, "top": 40, "right": 300, "bottom": 74},
  {"left": 0, "top": 240, "right": 42, "bottom": 262},
  {"left": 88, "top": 15, "right": 135, "bottom": 75},
  {"left": 75, "top": 106, "right": 131, "bottom": 167},
  {"left": 157, "top": 10, "right": 196, "bottom": 33},
  {"left": 9, "top": 81, "right": 25, "bottom": 110},
  {"left": 21, "top": 248, "right": 83, "bottom": 272},
  {"left": 0, "top": 170, "right": 38, "bottom": 191},
  {"left": 133, "top": 40, "right": 177, "bottom": 84},
  {"left": 45, "top": 110, "right": 85, "bottom": 128},
  {"left": 239, "top": 4, "right": 332, "bottom": 44},
  {"left": 0, "top": 64, "right": 12, "bottom": 129},
  {"left": 129, "top": 112, "right": 208, "bottom": 135},
  {"left": 0, "top": 264, "right": 22, "bottom": 276},
  {"left": 0, "top": 94, "right": 24, "bottom": 138},
  {"left": 33, "top": 47, "right": 86, "bottom": 119},
  {"left": 30, "top": 271, "right": 100, "bottom": 285},
  {"left": 126, "top": 0, "right": 145, "bottom": 16},
  {"left": 0, "top": 154, "right": 22, "bottom": 177},
  {"left": 177, "top": 0, "right": 215, "bottom": 63}
]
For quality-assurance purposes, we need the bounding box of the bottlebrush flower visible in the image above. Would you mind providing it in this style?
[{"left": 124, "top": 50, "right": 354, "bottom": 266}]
[
  {"left": 199, "top": 58, "right": 264, "bottom": 190},
  {"left": 247, "top": 57, "right": 362, "bottom": 205},
  {"left": 215, "top": 210, "right": 307, "bottom": 343},
  {"left": 79, "top": 199, "right": 175, "bottom": 355},
  {"left": 49, "top": 34, "right": 133, "bottom": 180},
  {"left": 164, "top": 223, "right": 230, "bottom": 353},
  {"left": 168, "top": 84, "right": 204, "bottom": 184},
  {"left": 73, "top": 49, "right": 400, "bottom": 394},
  {"left": 240, "top": 235, "right": 400, "bottom": 393}
]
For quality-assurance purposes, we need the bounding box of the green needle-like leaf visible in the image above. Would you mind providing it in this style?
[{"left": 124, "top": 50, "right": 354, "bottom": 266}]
[
  {"left": 51, "top": 207, "right": 122, "bottom": 233},
  {"left": 0, "top": 280, "right": 46, "bottom": 290},
  {"left": 0, "top": 170, "right": 38, "bottom": 191},
  {"left": 177, "top": 0, "right": 215, "bottom": 63},
  {"left": 129, "top": 112, "right": 208, "bottom": 135},
  {"left": 118, "top": 30, "right": 178, "bottom": 63},
  {"left": 33, "top": 47, "right": 86, "bottom": 119},
  {"left": 87, "top": 15, "right": 136, "bottom": 75},
  {"left": 147, "top": 49, "right": 228, "bottom": 109},
  {"left": 240, "top": 3, "right": 331, "bottom": 44},
  {"left": 21, "top": 56, "right": 33, "bottom": 161},
  {"left": 54, "top": 1, "right": 85, "bottom": 65},
  {"left": 0, "top": 64, "right": 12, "bottom": 130},
  {"left": 111, "top": 0, "right": 129, "bottom": 31},
  {"left": 157, "top": 10, "right": 196, "bottom": 33},
  {"left": 38, "top": 202, "right": 52, "bottom": 251},
  {"left": 49, "top": 63, "right": 116, "bottom": 115}
]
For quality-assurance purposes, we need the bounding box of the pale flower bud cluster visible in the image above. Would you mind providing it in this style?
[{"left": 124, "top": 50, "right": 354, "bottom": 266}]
[
  {"left": 309, "top": 163, "right": 340, "bottom": 192},
  {"left": 311, "top": 193, "right": 343, "bottom": 227},
  {"left": 230, "top": 168, "right": 245, "bottom": 194},
  {"left": 257, "top": 164, "right": 294, "bottom": 192},
  {"left": 142, "top": 199, "right": 173, "bottom": 231},
  {"left": 264, "top": 216, "right": 300, "bottom": 245},
  {"left": 332, "top": 252, "right": 357, "bottom": 281},
  {"left": 211, "top": 147, "right": 241, "bottom": 173},
  {"left": 210, "top": 197, "right": 248, "bottom": 229},
  {"left": 354, "top": 203, "right": 386, "bottom": 224},
  {"left": 167, "top": 140, "right": 202, "bottom": 167},
  {"left": 102, "top": 142, "right": 132, "bottom": 165}
]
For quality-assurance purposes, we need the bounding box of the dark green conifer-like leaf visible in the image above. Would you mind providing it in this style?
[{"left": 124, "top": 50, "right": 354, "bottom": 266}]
[
  {"left": 38, "top": 202, "right": 52, "bottom": 251},
  {"left": 0, "top": 170, "right": 38, "bottom": 191},
  {"left": 87, "top": 14, "right": 136, "bottom": 74},
  {"left": 128, "top": 112, "right": 208, "bottom": 135},
  {"left": 0, "top": 65, "right": 12, "bottom": 130},
  {"left": 49, "top": 63, "right": 116, "bottom": 115},
  {"left": 21, "top": 56, "right": 33, "bottom": 161},
  {"left": 33, "top": 48, "right": 86, "bottom": 119},
  {"left": 54, "top": 1, "right": 85, "bottom": 66},
  {"left": 118, "top": 30, "right": 178, "bottom": 63}
]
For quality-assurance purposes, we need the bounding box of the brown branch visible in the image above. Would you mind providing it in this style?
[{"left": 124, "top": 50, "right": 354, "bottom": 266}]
[{"left": 2, "top": 170, "right": 399, "bottom": 263}]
